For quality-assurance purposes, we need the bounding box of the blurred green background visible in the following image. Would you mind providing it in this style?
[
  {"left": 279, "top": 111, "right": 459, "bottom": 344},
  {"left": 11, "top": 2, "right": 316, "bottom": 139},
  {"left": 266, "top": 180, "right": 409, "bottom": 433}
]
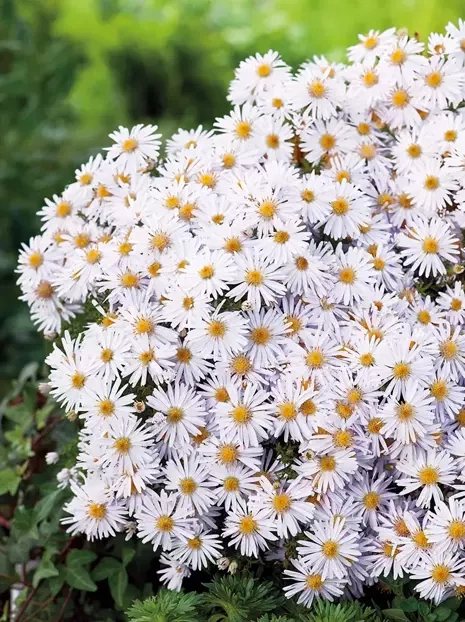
[{"left": 1, "top": 0, "right": 463, "bottom": 389}]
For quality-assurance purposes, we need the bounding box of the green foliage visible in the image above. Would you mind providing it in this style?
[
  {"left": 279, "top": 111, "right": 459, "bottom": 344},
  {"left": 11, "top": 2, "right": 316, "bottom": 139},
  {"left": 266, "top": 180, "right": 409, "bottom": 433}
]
[
  {"left": 308, "top": 600, "right": 381, "bottom": 622},
  {"left": 127, "top": 590, "right": 204, "bottom": 622}
]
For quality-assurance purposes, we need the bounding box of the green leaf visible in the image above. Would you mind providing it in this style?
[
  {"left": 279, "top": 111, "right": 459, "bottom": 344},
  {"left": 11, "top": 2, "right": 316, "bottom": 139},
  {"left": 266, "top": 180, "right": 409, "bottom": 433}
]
[
  {"left": 0, "top": 468, "right": 20, "bottom": 495},
  {"left": 419, "top": 601, "right": 431, "bottom": 615},
  {"left": 32, "top": 559, "right": 59, "bottom": 588},
  {"left": 65, "top": 565, "right": 97, "bottom": 592},
  {"left": 435, "top": 608, "right": 452, "bottom": 622},
  {"left": 440, "top": 597, "right": 461, "bottom": 612},
  {"left": 382, "top": 609, "right": 410, "bottom": 621},
  {"left": 3, "top": 403, "right": 32, "bottom": 425},
  {"left": 35, "top": 402, "right": 54, "bottom": 430},
  {"left": 10, "top": 506, "right": 39, "bottom": 542},
  {"left": 66, "top": 549, "right": 97, "bottom": 568},
  {"left": 122, "top": 546, "right": 136, "bottom": 567},
  {"left": 35, "top": 489, "right": 63, "bottom": 523},
  {"left": 92, "top": 556, "right": 122, "bottom": 581},
  {"left": 400, "top": 597, "right": 418, "bottom": 613},
  {"left": 110, "top": 567, "right": 128, "bottom": 610},
  {"left": 48, "top": 572, "right": 65, "bottom": 597}
]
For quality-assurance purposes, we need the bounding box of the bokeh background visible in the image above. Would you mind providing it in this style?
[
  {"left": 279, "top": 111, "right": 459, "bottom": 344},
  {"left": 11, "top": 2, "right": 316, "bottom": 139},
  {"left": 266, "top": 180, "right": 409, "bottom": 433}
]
[{"left": 2, "top": 0, "right": 464, "bottom": 390}]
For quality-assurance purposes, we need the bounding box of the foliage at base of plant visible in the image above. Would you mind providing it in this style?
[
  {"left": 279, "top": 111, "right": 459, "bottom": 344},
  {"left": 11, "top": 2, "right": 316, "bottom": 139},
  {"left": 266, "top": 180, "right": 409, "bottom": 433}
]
[{"left": 126, "top": 577, "right": 465, "bottom": 622}]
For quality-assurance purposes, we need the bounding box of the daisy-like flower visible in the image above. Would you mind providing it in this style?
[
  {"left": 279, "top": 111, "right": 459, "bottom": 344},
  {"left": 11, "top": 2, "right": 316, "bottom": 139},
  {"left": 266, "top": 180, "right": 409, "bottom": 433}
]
[
  {"left": 102, "top": 416, "right": 154, "bottom": 475},
  {"left": 106, "top": 124, "right": 162, "bottom": 173},
  {"left": 62, "top": 476, "right": 127, "bottom": 540},
  {"left": 215, "top": 382, "right": 273, "bottom": 448},
  {"left": 291, "top": 67, "right": 344, "bottom": 120},
  {"left": 407, "top": 162, "right": 458, "bottom": 215},
  {"left": 380, "top": 380, "right": 435, "bottom": 444},
  {"left": 164, "top": 455, "right": 216, "bottom": 514},
  {"left": 227, "top": 248, "right": 286, "bottom": 309},
  {"left": 432, "top": 324, "right": 465, "bottom": 382},
  {"left": 410, "top": 550, "right": 465, "bottom": 604},
  {"left": 436, "top": 282, "right": 465, "bottom": 326},
  {"left": 223, "top": 502, "right": 278, "bottom": 557},
  {"left": 148, "top": 384, "right": 206, "bottom": 447},
  {"left": 332, "top": 247, "right": 376, "bottom": 305},
  {"left": 209, "top": 464, "right": 259, "bottom": 512},
  {"left": 171, "top": 527, "right": 223, "bottom": 570},
  {"left": 135, "top": 490, "right": 196, "bottom": 551},
  {"left": 251, "top": 477, "right": 314, "bottom": 537},
  {"left": 283, "top": 559, "right": 346, "bottom": 607},
  {"left": 296, "top": 449, "right": 358, "bottom": 494},
  {"left": 397, "top": 450, "right": 457, "bottom": 507},
  {"left": 425, "top": 498, "right": 465, "bottom": 553},
  {"left": 297, "top": 517, "right": 361, "bottom": 579}
]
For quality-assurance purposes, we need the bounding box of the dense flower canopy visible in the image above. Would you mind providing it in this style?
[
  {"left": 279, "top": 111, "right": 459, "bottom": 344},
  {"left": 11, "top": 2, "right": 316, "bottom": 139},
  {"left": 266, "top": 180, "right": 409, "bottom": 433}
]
[{"left": 17, "top": 21, "right": 465, "bottom": 606}]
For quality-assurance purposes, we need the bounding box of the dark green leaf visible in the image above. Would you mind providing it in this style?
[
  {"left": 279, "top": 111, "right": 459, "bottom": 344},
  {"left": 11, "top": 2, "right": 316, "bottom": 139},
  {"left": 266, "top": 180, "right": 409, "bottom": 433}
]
[
  {"left": 10, "top": 506, "right": 39, "bottom": 541},
  {"left": 382, "top": 609, "right": 410, "bottom": 621},
  {"left": 110, "top": 567, "right": 128, "bottom": 609},
  {"left": 65, "top": 565, "right": 97, "bottom": 592},
  {"left": 66, "top": 549, "right": 97, "bottom": 568},
  {"left": 0, "top": 468, "right": 20, "bottom": 495},
  {"left": 32, "top": 558, "right": 59, "bottom": 588},
  {"left": 91, "top": 556, "right": 122, "bottom": 581},
  {"left": 35, "top": 489, "right": 63, "bottom": 522},
  {"left": 122, "top": 546, "right": 136, "bottom": 567},
  {"left": 48, "top": 572, "right": 65, "bottom": 597},
  {"left": 435, "top": 608, "right": 452, "bottom": 621},
  {"left": 400, "top": 597, "right": 418, "bottom": 613}
]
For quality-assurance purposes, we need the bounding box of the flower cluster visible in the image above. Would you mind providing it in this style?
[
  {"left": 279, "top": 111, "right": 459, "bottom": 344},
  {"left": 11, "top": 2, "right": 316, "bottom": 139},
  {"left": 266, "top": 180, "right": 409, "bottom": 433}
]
[{"left": 17, "top": 22, "right": 465, "bottom": 605}]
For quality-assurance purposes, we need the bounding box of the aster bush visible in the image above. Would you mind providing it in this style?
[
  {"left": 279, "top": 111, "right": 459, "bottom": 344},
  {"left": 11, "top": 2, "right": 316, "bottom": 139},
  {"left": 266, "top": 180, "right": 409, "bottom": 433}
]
[{"left": 13, "top": 20, "right": 465, "bottom": 615}]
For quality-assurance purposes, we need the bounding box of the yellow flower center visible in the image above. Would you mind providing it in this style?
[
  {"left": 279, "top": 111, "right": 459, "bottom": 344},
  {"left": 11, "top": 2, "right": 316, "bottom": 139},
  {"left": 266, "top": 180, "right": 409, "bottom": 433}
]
[
  {"left": 219, "top": 444, "right": 238, "bottom": 464},
  {"left": 151, "top": 232, "right": 171, "bottom": 252},
  {"left": 449, "top": 520, "right": 465, "bottom": 540},
  {"left": 231, "top": 405, "right": 251, "bottom": 424},
  {"left": 306, "top": 349, "right": 325, "bottom": 369},
  {"left": 182, "top": 296, "right": 194, "bottom": 310},
  {"left": 208, "top": 320, "right": 226, "bottom": 338},
  {"left": 295, "top": 256, "right": 309, "bottom": 271},
  {"left": 224, "top": 476, "right": 240, "bottom": 492},
  {"left": 236, "top": 121, "right": 251, "bottom": 139},
  {"left": 257, "top": 63, "right": 271, "bottom": 77},
  {"left": 451, "top": 298, "right": 463, "bottom": 312},
  {"left": 222, "top": 153, "right": 236, "bottom": 168},
  {"left": 114, "top": 437, "right": 131, "bottom": 454},
  {"left": 407, "top": 143, "right": 422, "bottom": 158},
  {"left": 88, "top": 503, "right": 106, "bottom": 519},
  {"left": 339, "top": 267, "right": 356, "bottom": 284},
  {"left": 258, "top": 200, "right": 277, "bottom": 219},
  {"left": 156, "top": 515, "right": 174, "bottom": 532},
  {"left": 122, "top": 138, "right": 138, "bottom": 152},
  {"left": 391, "top": 48, "right": 406, "bottom": 65},
  {"left": 231, "top": 354, "right": 252, "bottom": 376},
  {"left": 426, "top": 71, "right": 443, "bottom": 88},
  {"left": 440, "top": 339, "right": 458, "bottom": 360},
  {"left": 392, "top": 362, "right": 411, "bottom": 379},
  {"left": 273, "top": 493, "right": 292, "bottom": 513},
  {"left": 417, "top": 310, "right": 431, "bottom": 324},
  {"left": 360, "top": 144, "right": 376, "bottom": 160},
  {"left": 333, "top": 430, "right": 352, "bottom": 448},
  {"left": 300, "top": 399, "right": 317, "bottom": 417},
  {"left": 135, "top": 317, "right": 154, "bottom": 335},
  {"left": 278, "top": 403, "right": 297, "bottom": 421},
  {"left": 360, "top": 353, "right": 375, "bottom": 367},
  {"left": 99, "top": 399, "right": 114, "bottom": 417},
  {"left": 139, "top": 350, "right": 154, "bottom": 365},
  {"left": 71, "top": 372, "right": 86, "bottom": 389},
  {"left": 319, "top": 456, "right": 336, "bottom": 472},
  {"left": 239, "top": 515, "right": 258, "bottom": 534},
  {"left": 367, "top": 418, "right": 383, "bottom": 434},
  {"left": 167, "top": 407, "right": 184, "bottom": 423},
  {"left": 187, "top": 537, "right": 202, "bottom": 549},
  {"left": 56, "top": 201, "right": 72, "bottom": 218},
  {"left": 80, "top": 172, "right": 93, "bottom": 185},
  {"left": 215, "top": 387, "right": 230, "bottom": 402},
  {"left": 308, "top": 80, "right": 326, "bottom": 98},
  {"left": 120, "top": 272, "right": 140, "bottom": 288},
  {"left": 413, "top": 530, "right": 430, "bottom": 548},
  {"left": 246, "top": 269, "right": 264, "bottom": 286},
  {"left": 331, "top": 198, "right": 349, "bottom": 215},
  {"left": 180, "top": 477, "right": 198, "bottom": 495},
  {"left": 397, "top": 403, "right": 414, "bottom": 421},
  {"left": 224, "top": 237, "right": 242, "bottom": 253},
  {"left": 430, "top": 380, "right": 448, "bottom": 401},
  {"left": 274, "top": 230, "right": 290, "bottom": 244},
  {"left": 305, "top": 574, "right": 323, "bottom": 590},
  {"left": 101, "top": 348, "right": 114, "bottom": 363},
  {"left": 322, "top": 540, "right": 339, "bottom": 558},
  {"left": 266, "top": 134, "right": 280, "bottom": 149},
  {"left": 199, "top": 265, "right": 214, "bottom": 279},
  {"left": 28, "top": 251, "right": 43, "bottom": 269},
  {"left": 301, "top": 189, "right": 315, "bottom": 203},
  {"left": 394, "top": 519, "right": 410, "bottom": 537},
  {"left": 363, "top": 70, "right": 379, "bottom": 87},
  {"left": 419, "top": 466, "right": 439, "bottom": 485},
  {"left": 176, "top": 347, "right": 192, "bottom": 364},
  {"left": 432, "top": 565, "right": 451, "bottom": 584},
  {"left": 391, "top": 89, "right": 410, "bottom": 108},
  {"left": 272, "top": 97, "right": 283, "bottom": 108},
  {"left": 364, "top": 35, "right": 378, "bottom": 49},
  {"left": 319, "top": 133, "right": 336, "bottom": 150},
  {"left": 444, "top": 130, "right": 457, "bottom": 142},
  {"left": 363, "top": 491, "right": 380, "bottom": 510}
]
